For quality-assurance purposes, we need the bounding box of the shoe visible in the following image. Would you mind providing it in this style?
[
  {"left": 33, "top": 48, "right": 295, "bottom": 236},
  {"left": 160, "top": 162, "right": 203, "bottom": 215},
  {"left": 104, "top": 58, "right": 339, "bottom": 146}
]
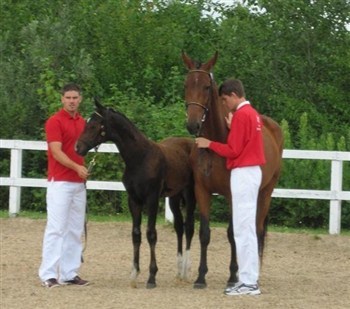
[
  {"left": 224, "top": 282, "right": 240, "bottom": 293},
  {"left": 42, "top": 278, "right": 60, "bottom": 289},
  {"left": 64, "top": 275, "right": 89, "bottom": 286},
  {"left": 224, "top": 283, "right": 261, "bottom": 296}
]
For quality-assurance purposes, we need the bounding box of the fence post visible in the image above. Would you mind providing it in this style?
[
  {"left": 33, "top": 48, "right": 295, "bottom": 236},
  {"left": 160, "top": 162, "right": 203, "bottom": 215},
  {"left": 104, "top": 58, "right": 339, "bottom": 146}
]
[
  {"left": 329, "top": 159, "right": 342, "bottom": 234},
  {"left": 9, "top": 148, "right": 22, "bottom": 217}
]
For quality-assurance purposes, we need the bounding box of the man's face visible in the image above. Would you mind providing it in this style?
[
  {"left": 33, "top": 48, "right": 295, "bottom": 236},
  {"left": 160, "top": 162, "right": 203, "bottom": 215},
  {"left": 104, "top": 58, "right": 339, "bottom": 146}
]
[
  {"left": 221, "top": 93, "right": 237, "bottom": 111},
  {"left": 61, "top": 90, "right": 82, "bottom": 115}
]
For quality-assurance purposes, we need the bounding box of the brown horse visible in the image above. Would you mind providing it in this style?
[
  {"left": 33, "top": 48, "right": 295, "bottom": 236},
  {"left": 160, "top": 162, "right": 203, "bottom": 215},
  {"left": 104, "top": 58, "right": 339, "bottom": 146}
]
[
  {"left": 182, "top": 51, "right": 284, "bottom": 288},
  {"left": 76, "top": 98, "right": 196, "bottom": 288}
]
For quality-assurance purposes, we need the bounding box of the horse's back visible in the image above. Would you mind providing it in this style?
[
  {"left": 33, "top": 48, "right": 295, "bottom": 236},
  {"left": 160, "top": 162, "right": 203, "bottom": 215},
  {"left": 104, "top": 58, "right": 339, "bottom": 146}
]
[
  {"left": 158, "top": 137, "right": 195, "bottom": 196},
  {"left": 261, "top": 115, "right": 284, "bottom": 154},
  {"left": 160, "top": 137, "right": 194, "bottom": 155},
  {"left": 260, "top": 115, "right": 284, "bottom": 188}
]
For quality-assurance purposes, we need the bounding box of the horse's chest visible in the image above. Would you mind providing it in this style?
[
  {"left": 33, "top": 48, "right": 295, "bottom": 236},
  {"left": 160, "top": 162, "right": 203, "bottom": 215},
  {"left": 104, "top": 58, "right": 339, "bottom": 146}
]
[
  {"left": 122, "top": 167, "right": 164, "bottom": 202},
  {"left": 192, "top": 152, "right": 230, "bottom": 195}
]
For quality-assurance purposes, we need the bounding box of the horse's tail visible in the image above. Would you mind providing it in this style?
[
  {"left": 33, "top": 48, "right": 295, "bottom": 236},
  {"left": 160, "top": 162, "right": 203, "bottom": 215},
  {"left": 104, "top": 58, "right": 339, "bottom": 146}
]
[{"left": 258, "top": 215, "right": 269, "bottom": 264}]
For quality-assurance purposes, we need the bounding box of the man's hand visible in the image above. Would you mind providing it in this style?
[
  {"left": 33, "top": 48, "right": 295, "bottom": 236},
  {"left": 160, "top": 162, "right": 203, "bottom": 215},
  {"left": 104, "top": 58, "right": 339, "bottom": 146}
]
[
  {"left": 195, "top": 137, "right": 211, "bottom": 148},
  {"left": 225, "top": 112, "right": 233, "bottom": 129},
  {"left": 76, "top": 165, "right": 89, "bottom": 180}
]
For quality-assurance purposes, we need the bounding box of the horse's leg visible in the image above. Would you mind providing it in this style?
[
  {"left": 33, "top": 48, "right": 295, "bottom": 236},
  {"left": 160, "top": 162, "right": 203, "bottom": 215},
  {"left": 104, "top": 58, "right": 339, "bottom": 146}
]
[
  {"left": 145, "top": 195, "right": 159, "bottom": 289},
  {"left": 181, "top": 186, "right": 196, "bottom": 281},
  {"left": 226, "top": 217, "right": 238, "bottom": 287},
  {"left": 128, "top": 197, "right": 142, "bottom": 288},
  {"left": 193, "top": 191, "right": 211, "bottom": 289},
  {"left": 169, "top": 194, "right": 185, "bottom": 279}
]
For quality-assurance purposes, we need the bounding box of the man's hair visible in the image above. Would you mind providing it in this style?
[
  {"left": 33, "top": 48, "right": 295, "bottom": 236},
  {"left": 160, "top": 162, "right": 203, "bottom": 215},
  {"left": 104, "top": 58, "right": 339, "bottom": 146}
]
[
  {"left": 219, "top": 79, "right": 245, "bottom": 98},
  {"left": 61, "top": 83, "right": 82, "bottom": 95}
]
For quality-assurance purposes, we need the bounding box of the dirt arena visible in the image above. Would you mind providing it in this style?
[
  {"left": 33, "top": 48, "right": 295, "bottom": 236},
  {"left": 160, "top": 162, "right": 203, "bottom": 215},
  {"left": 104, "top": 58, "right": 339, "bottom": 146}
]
[{"left": 1, "top": 218, "right": 350, "bottom": 309}]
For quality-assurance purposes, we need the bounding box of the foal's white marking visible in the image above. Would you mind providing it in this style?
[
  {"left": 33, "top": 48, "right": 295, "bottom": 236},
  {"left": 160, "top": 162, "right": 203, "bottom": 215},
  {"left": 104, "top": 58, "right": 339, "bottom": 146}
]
[
  {"left": 130, "top": 265, "right": 139, "bottom": 288},
  {"left": 177, "top": 250, "right": 191, "bottom": 281}
]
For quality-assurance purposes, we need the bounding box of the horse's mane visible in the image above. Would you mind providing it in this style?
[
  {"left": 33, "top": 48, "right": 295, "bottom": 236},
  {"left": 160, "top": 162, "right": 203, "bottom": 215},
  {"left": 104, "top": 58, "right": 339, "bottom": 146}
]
[{"left": 106, "top": 107, "right": 149, "bottom": 143}]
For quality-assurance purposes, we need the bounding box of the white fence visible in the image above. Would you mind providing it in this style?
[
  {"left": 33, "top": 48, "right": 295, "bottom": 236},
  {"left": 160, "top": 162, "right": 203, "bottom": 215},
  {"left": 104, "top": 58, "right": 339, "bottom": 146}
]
[{"left": 1, "top": 139, "right": 350, "bottom": 235}]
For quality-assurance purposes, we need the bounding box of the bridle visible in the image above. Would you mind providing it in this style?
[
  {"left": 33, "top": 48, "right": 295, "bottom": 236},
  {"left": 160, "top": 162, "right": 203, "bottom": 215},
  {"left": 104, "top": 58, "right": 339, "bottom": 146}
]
[
  {"left": 185, "top": 69, "right": 213, "bottom": 124},
  {"left": 79, "top": 110, "right": 106, "bottom": 151}
]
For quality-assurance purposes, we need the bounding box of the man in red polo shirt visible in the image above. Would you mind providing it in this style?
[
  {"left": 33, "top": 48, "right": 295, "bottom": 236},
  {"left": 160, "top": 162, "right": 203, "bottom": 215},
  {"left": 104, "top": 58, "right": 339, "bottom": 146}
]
[
  {"left": 39, "top": 83, "right": 90, "bottom": 288},
  {"left": 195, "top": 79, "right": 265, "bottom": 296}
]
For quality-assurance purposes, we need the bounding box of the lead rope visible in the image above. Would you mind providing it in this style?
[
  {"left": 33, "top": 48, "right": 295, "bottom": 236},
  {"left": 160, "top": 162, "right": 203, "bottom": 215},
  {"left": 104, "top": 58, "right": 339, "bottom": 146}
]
[{"left": 81, "top": 145, "right": 99, "bottom": 263}]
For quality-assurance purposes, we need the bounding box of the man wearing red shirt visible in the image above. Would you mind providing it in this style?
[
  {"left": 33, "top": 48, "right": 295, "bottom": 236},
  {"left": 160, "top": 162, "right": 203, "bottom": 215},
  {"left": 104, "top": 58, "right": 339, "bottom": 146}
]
[
  {"left": 196, "top": 79, "right": 265, "bottom": 296},
  {"left": 39, "top": 83, "right": 90, "bottom": 288}
]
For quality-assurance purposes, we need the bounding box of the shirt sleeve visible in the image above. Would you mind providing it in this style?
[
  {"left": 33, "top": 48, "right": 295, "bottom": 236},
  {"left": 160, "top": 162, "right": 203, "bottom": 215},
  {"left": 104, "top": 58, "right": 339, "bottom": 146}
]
[
  {"left": 45, "top": 117, "right": 62, "bottom": 143},
  {"left": 209, "top": 114, "right": 247, "bottom": 159}
]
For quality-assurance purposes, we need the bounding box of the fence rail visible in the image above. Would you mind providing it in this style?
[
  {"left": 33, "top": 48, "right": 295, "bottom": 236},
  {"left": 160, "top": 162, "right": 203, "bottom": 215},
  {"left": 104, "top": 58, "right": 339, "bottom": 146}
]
[{"left": 1, "top": 139, "right": 350, "bottom": 234}]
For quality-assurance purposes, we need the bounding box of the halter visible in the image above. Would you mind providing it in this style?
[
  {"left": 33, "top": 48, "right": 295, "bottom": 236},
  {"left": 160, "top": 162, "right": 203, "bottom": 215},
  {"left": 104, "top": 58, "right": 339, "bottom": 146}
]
[
  {"left": 79, "top": 111, "right": 106, "bottom": 152},
  {"left": 185, "top": 69, "right": 214, "bottom": 175},
  {"left": 93, "top": 111, "right": 106, "bottom": 137},
  {"left": 185, "top": 69, "right": 213, "bottom": 123}
]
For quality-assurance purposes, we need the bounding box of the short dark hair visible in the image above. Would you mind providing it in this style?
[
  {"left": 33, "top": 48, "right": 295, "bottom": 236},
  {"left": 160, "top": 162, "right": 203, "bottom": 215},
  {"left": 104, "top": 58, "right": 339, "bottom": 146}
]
[
  {"left": 61, "top": 83, "right": 82, "bottom": 95},
  {"left": 219, "top": 79, "right": 245, "bottom": 98}
]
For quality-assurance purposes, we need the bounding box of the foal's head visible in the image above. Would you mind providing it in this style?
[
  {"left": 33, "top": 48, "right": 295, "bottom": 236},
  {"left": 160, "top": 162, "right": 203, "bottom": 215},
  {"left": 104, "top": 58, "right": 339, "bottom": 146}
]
[{"left": 76, "top": 98, "right": 108, "bottom": 156}]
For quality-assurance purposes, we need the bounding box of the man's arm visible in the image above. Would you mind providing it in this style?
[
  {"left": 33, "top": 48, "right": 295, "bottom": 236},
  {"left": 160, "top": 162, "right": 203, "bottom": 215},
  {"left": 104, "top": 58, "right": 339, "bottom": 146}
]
[{"left": 49, "top": 142, "right": 89, "bottom": 180}]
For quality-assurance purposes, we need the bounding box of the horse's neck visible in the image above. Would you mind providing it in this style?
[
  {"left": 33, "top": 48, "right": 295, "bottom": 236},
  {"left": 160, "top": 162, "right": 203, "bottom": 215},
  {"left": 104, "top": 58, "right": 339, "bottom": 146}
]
[
  {"left": 108, "top": 113, "right": 150, "bottom": 165},
  {"left": 202, "top": 94, "right": 228, "bottom": 143}
]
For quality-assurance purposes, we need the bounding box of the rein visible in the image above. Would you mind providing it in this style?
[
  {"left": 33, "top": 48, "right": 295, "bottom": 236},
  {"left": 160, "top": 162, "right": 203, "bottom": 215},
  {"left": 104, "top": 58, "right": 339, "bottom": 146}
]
[{"left": 81, "top": 140, "right": 100, "bottom": 263}]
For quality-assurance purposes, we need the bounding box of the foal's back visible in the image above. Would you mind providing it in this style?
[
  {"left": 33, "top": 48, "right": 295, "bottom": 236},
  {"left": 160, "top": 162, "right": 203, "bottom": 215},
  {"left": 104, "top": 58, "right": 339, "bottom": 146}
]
[{"left": 158, "top": 137, "right": 194, "bottom": 197}]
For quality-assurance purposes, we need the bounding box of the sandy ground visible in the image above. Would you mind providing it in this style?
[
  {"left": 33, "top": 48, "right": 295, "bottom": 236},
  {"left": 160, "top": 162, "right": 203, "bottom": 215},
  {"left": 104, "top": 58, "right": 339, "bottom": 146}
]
[{"left": 1, "top": 218, "right": 350, "bottom": 309}]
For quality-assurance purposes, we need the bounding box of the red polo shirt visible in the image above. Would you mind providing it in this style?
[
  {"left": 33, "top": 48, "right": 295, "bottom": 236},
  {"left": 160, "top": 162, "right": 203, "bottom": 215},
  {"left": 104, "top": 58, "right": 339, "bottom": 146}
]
[
  {"left": 45, "top": 109, "right": 85, "bottom": 182},
  {"left": 209, "top": 102, "right": 266, "bottom": 169}
]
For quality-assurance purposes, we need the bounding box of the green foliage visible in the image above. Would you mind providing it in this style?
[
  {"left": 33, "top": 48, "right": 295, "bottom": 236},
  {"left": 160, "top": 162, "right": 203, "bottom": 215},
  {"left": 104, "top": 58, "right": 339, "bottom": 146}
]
[{"left": 0, "top": 0, "right": 349, "bottom": 229}]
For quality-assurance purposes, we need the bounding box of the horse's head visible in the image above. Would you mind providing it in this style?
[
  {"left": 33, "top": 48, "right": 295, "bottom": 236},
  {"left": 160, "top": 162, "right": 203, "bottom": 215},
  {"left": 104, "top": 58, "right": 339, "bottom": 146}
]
[
  {"left": 75, "top": 98, "right": 108, "bottom": 156},
  {"left": 182, "top": 51, "right": 218, "bottom": 136}
]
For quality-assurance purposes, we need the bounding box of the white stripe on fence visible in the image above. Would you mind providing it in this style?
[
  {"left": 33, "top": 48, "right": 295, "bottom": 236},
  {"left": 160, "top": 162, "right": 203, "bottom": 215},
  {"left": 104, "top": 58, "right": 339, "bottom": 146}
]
[{"left": 1, "top": 139, "right": 349, "bottom": 235}]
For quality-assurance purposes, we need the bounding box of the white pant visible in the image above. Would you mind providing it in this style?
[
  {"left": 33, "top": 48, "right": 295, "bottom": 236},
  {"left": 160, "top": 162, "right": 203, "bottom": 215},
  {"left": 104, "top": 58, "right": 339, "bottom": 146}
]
[
  {"left": 39, "top": 181, "right": 86, "bottom": 282},
  {"left": 231, "top": 166, "right": 261, "bottom": 285}
]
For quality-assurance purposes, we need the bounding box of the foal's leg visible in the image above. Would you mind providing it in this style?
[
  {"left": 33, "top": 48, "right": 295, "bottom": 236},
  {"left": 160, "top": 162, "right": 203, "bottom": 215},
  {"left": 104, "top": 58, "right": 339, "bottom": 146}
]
[
  {"left": 169, "top": 194, "right": 185, "bottom": 279},
  {"left": 128, "top": 198, "right": 142, "bottom": 288},
  {"left": 145, "top": 195, "right": 160, "bottom": 289}
]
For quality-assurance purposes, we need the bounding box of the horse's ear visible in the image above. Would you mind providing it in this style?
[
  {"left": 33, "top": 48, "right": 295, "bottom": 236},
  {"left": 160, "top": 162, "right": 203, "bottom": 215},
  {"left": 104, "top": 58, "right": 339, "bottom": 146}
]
[
  {"left": 202, "top": 51, "right": 218, "bottom": 72},
  {"left": 94, "top": 97, "right": 104, "bottom": 111},
  {"left": 182, "top": 50, "right": 195, "bottom": 70}
]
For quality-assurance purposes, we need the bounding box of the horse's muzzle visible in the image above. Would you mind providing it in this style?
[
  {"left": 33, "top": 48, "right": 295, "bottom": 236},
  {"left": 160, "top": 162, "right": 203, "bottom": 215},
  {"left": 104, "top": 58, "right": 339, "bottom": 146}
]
[
  {"left": 75, "top": 140, "right": 89, "bottom": 156},
  {"left": 186, "top": 121, "right": 201, "bottom": 137}
]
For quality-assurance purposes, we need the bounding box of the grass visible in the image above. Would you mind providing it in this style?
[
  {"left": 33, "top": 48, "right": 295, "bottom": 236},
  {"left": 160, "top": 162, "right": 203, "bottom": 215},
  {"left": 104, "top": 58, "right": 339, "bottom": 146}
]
[{"left": 1, "top": 210, "right": 349, "bottom": 236}]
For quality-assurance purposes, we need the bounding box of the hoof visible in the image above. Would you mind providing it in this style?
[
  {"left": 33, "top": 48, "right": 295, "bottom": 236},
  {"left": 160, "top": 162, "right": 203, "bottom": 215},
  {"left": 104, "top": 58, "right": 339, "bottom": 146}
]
[
  {"left": 146, "top": 282, "right": 157, "bottom": 289},
  {"left": 226, "top": 281, "right": 237, "bottom": 288},
  {"left": 193, "top": 282, "right": 207, "bottom": 289}
]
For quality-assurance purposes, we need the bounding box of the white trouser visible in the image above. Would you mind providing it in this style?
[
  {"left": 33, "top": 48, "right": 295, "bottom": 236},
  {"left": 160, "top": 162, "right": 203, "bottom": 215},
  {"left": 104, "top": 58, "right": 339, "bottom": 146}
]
[
  {"left": 231, "top": 166, "right": 262, "bottom": 285},
  {"left": 39, "top": 181, "right": 86, "bottom": 282}
]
